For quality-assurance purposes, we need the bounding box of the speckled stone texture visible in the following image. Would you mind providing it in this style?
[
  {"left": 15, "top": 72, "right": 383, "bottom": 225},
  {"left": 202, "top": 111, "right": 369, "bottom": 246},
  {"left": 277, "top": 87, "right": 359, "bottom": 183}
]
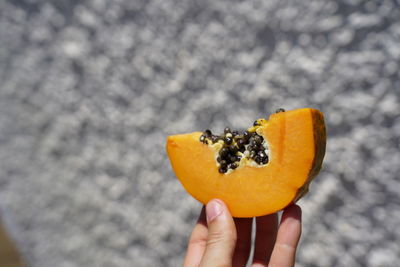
[{"left": 0, "top": 0, "right": 399, "bottom": 266}]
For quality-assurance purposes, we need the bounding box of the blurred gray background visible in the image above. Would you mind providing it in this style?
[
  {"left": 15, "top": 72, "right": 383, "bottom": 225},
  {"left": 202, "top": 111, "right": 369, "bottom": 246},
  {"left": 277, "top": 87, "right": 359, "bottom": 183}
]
[{"left": 0, "top": 0, "right": 399, "bottom": 266}]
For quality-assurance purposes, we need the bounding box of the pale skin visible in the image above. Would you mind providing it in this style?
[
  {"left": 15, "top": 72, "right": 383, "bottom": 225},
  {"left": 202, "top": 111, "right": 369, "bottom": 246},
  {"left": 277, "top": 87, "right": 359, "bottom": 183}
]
[{"left": 183, "top": 199, "right": 302, "bottom": 267}]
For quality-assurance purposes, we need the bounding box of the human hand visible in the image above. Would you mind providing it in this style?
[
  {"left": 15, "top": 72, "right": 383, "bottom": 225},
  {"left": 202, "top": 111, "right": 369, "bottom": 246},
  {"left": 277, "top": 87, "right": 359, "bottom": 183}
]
[{"left": 183, "top": 199, "right": 302, "bottom": 267}]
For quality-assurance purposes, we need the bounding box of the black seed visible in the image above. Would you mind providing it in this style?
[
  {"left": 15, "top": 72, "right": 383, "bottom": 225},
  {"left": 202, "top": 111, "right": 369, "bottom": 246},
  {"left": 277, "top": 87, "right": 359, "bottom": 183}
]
[
  {"left": 224, "top": 127, "right": 231, "bottom": 134},
  {"left": 228, "top": 163, "right": 238, "bottom": 170},
  {"left": 199, "top": 135, "right": 206, "bottom": 142},
  {"left": 243, "top": 131, "right": 251, "bottom": 140},
  {"left": 250, "top": 144, "right": 260, "bottom": 152},
  {"left": 220, "top": 160, "right": 227, "bottom": 168},
  {"left": 253, "top": 135, "right": 263, "bottom": 144},
  {"left": 247, "top": 144, "right": 255, "bottom": 152},
  {"left": 254, "top": 156, "right": 262, "bottom": 164},
  {"left": 219, "top": 167, "right": 227, "bottom": 173},
  {"left": 276, "top": 108, "right": 285, "bottom": 113},
  {"left": 219, "top": 147, "right": 229, "bottom": 157},
  {"left": 229, "top": 146, "right": 238, "bottom": 154},
  {"left": 229, "top": 155, "right": 239, "bottom": 162},
  {"left": 204, "top": 129, "right": 212, "bottom": 137},
  {"left": 239, "top": 146, "right": 246, "bottom": 152},
  {"left": 217, "top": 157, "right": 222, "bottom": 163},
  {"left": 257, "top": 151, "right": 267, "bottom": 158},
  {"left": 249, "top": 138, "right": 257, "bottom": 146},
  {"left": 253, "top": 120, "right": 259, "bottom": 126},
  {"left": 224, "top": 137, "right": 233, "bottom": 145},
  {"left": 237, "top": 139, "right": 245, "bottom": 147},
  {"left": 232, "top": 130, "right": 239, "bottom": 137},
  {"left": 250, "top": 150, "right": 257, "bottom": 158},
  {"left": 262, "top": 156, "right": 269, "bottom": 164},
  {"left": 211, "top": 135, "right": 220, "bottom": 143}
]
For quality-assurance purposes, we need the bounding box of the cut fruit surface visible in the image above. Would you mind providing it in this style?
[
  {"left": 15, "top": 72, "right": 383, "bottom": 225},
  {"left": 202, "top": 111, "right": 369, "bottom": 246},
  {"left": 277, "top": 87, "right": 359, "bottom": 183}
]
[{"left": 166, "top": 108, "right": 326, "bottom": 217}]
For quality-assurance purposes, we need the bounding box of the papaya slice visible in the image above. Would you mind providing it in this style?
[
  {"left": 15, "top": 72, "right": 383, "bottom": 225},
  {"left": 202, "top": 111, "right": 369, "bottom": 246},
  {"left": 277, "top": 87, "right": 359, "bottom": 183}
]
[{"left": 166, "top": 108, "right": 326, "bottom": 217}]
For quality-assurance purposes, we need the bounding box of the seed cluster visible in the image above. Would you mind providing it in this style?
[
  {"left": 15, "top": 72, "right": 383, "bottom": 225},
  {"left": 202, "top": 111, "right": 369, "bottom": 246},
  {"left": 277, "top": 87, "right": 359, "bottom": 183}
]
[
  {"left": 199, "top": 127, "right": 269, "bottom": 173},
  {"left": 198, "top": 109, "right": 285, "bottom": 174}
]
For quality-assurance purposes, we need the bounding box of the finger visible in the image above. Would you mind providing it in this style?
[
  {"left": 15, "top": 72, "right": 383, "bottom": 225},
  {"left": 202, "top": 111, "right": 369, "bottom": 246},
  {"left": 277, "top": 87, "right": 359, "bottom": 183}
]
[
  {"left": 268, "top": 205, "right": 302, "bottom": 267},
  {"left": 232, "top": 217, "right": 253, "bottom": 267},
  {"left": 251, "top": 213, "right": 278, "bottom": 266},
  {"left": 199, "top": 199, "right": 237, "bottom": 267},
  {"left": 183, "top": 207, "right": 208, "bottom": 267}
]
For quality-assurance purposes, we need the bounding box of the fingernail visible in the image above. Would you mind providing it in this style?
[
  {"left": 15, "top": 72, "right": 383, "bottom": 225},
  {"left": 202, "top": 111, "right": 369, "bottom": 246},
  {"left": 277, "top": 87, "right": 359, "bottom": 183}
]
[{"left": 206, "top": 199, "right": 223, "bottom": 222}]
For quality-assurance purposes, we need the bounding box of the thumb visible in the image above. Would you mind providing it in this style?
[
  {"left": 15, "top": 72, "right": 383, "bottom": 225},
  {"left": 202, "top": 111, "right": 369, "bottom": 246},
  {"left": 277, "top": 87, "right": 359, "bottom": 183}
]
[{"left": 199, "top": 199, "right": 237, "bottom": 267}]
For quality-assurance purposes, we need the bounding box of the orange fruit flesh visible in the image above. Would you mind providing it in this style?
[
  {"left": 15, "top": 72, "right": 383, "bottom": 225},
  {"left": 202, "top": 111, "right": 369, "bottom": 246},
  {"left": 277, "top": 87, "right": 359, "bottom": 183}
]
[{"left": 166, "top": 108, "right": 326, "bottom": 217}]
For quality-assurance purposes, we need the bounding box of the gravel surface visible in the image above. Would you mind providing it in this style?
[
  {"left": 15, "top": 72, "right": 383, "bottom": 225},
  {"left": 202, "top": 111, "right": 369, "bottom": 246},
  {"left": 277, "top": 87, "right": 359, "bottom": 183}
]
[{"left": 1, "top": 0, "right": 399, "bottom": 266}]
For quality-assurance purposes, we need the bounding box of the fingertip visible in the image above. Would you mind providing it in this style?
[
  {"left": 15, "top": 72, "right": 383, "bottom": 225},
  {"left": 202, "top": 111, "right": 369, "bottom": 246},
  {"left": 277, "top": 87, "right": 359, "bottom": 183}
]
[
  {"left": 283, "top": 204, "right": 302, "bottom": 221},
  {"left": 267, "top": 205, "right": 302, "bottom": 267},
  {"left": 279, "top": 204, "right": 302, "bottom": 247},
  {"left": 206, "top": 199, "right": 224, "bottom": 223},
  {"left": 199, "top": 199, "right": 236, "bottom": 266}
]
